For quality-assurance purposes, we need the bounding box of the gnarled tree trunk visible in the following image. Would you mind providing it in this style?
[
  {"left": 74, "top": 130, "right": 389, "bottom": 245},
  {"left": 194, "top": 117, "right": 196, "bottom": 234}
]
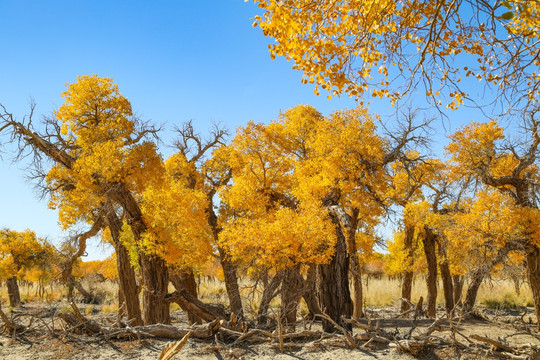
[
  {"left": 170, "top": 268, "right": 200, "bottom": 324},
  {"left": 140, "top": 253, "right": 170, "bottom": 325},
  {"left": 207, "top": 192, "right": 244, "bottom": 320},
  {"left": 106, "top": 211, "right": 143, "bottom": 326},
  {"left": 317, "top": 211, "right": 353, "bottom": 332},
  {"left": 281, "top": 265, "right": 303, "bottom": 326},
  {"left": 6, "top": 277, "right": 20, "bottom": 308},
  {"left": 453, "top": 275, "right": 464, "bottom": 306},
  {"left": 302, "top": 265, "right": 321, "bottom": 319},
  {"left": 422, "top": 226, "right": 438, "bottom": 318},
  {"left": 401, "top": 225, "right": 415, "bottom": 312},
  {"left": 438, "top": 241, "right": 454, "bottom": 313},
  {"left": 257, "top": 271, "right": 283, "bottom": 325},
  {"left": 463, "top": 268, "right": 484, "bottom": 312},
  {"left": 217, "top": 247, "right": 244, "bottom": 320},
  {"left": 526, "top": 246, "right": 540, "bottom": 331}
]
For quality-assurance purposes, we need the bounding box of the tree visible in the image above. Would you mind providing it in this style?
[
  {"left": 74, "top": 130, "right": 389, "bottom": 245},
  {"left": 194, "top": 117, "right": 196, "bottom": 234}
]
[
  {"left": 443, "top": 189, "right": 525, "bottom": 311},
  {"left": 387, "top": 153, "right": 441, "bottom": 311},
  {"left": 172, "top": 122, "right": 245, "bottom": 320},
  {"left": 1, "top": 75, "right": 166, "bottom": 325},
  {"left": 221, "top": 104, "right": 426, "bottom": 330},
  {"left": 220, "top": 108, "right": 338, "bottom": 326},
  {"left": 0, "top": 229, "right": 53, "bottom": 307},
  {"left": 447, "top": 114, "right": 540, "bottom": 328},
  {"left": 252, "top": 0, "right": 540, "bottom": 113}
]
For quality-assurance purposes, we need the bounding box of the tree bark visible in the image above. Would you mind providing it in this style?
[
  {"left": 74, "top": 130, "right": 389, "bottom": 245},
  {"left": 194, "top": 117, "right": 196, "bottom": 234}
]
[
  {"left": 302, "top": 265, "right": 321, "bottom": 319},
  {"left": 281, "top": 265, "right": 303, "bottom": 326},
  {"left": 75, "top": 282, "right": 96, "bottom": 304},
  {"left": 206, "top": 190, "right": 244, "bottom": 320},
  {"left": 106, "top": 210, "right": 143, "bottom": 326},
  {"left": 217, "top": 247, "right": 244, "bottom": 320},
  {"left": 453, "top": 275, "right": 464, "bottom": 306},
  {"left": 422, "top": 227, "right": 438, "bottom": 318},
  {"left": 525, "top": 246, "right": 540, "bottom": 331},
  {"left": 166, "top": 288, "right": 226, "bottom": 322},
  {"left": 401, "top": 225, "right": 415, "bottom": 312},
  {"left": 463, "top": 267, "right": 484, "bottom": 312},
  {"left": 463, "top": 241, "right": 521, "bottom": 312},
  {"left": 437, "top": 241, "right": 454, "bottom": 313},
  {"left": 109, "top": 184, "right": 170, "bottom": 325},
  {"left": 317, "top": 209, "right": 353, "bottom": 332},
  {"left": 351, "top": 259, "right": 364, "bottom": 318},
  {"left": 6, "top": 277, "right": 20, "bottom": 308},
  {"left": 170, "top": 268, "right": 200, "bottom": 324},
  {"left": 257, "top": 271, "right": 283, "bottom": 325},
  {"left": 118, "top": 284, "right": 126, "bottom": 320},
  {"left": 140, "top": 253, "right": 170, "bottom": 325}
]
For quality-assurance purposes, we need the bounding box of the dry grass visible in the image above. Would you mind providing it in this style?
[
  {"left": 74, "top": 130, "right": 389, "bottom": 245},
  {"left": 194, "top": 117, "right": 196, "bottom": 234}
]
[
  {"left": 195, "top": 276, "right": 535, "bottom": 313},
  {"left": 0, "top": 275, "right": 533, "bottom": 317},
  {"left": 362, "top": 276, "right": 534, "bottom": 309},
  {"left": 477, "top": 279, "right": 533, "bottom": 308}
]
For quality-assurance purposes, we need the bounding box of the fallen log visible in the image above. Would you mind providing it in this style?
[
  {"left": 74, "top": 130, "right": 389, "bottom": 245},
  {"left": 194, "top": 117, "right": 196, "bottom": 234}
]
[
  {"left": 166, "top": 289, "right": 226, "bottom": 322},
  {"left": 158, "top": 330, "right": 192, "bottom": 360},
  {"left": 0, "top": 303, "right": 25, "bottom": 334},
  {"left": 470, "top": 334, "right": 515, "bottom": 353},
  {"left": 356, "top": 333, "right": 390, "bottom": 344},
  {"left": 390, "top": 340, "right": 425, "bottom": 356}
]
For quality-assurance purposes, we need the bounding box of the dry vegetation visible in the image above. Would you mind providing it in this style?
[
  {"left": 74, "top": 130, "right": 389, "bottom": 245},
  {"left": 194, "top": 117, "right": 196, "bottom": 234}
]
[{"left": 1, "top": 276, "right": 539, "bottom": 360}]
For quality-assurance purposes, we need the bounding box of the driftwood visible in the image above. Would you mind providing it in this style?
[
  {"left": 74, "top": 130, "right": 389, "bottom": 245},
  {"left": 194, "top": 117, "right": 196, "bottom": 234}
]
[
  {"left": 121, "top": 319, "right": 220, "bottom": 340},
  {"left": 470, "top": 334, "right": 515, "bottom": 353},
  {"left": 390, "top": 340, "right": 426, "bottom": 356},
  {"left": 4, "top": 299, "right": 540, "bottom": 360},
  {"left": 0, "top": 302, "right": 26, "bottom": 334},
  {"left": 56, "top": 302, "right": 221, "bottom": 340},
  {"left": 166, "top": 289, "right": 226, "bottom": 322},
  {"left": 315, "top": 312, "right": 356, "bottom": 348},
  {"left": 158, "top": 330, "right": 192, "bottom": 360}
]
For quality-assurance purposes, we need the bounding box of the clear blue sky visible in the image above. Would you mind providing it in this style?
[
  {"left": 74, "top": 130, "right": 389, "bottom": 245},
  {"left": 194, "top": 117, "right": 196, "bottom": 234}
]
[{"left": 0, "top": 1, "right": 482, "bottom": 260}]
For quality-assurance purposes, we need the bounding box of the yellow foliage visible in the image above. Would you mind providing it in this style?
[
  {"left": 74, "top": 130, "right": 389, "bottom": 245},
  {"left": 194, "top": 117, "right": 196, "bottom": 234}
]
[
  {"left": 252, "top": 0, "right": 540, "bottom": 109},
  {"left": 0, "top": 229, "right": 56, "bottom": 281},
  {"left": 221, "top": 104, "right": 391, "bottom": 271}
]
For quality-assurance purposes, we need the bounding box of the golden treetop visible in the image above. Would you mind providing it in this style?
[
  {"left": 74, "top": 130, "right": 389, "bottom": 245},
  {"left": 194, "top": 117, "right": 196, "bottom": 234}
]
[{"left": 253, "top": 0, "right": 540, "bottom": 111}]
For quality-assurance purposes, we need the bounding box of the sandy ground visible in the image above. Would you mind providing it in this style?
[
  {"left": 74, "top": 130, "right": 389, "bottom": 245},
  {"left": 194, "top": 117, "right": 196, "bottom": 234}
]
[{"left": 1, "top": 306, "right": 540, "bottom": 360}]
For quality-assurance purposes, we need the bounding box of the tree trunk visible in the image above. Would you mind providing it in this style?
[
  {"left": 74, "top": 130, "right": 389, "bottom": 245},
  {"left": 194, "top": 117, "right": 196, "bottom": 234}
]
[
  {"left": 343, "top": 208, "right": 363, "bottom": 318},
  {"left": 118, "top": 283, "right": 126, "bottom": 320},
  {"left": 106, "top": 211, "right": 143, "bottom": 326},
  {"left": 463, "top": 268, "right": 484, "bottom": 312},
  {"left": 281, "top": 266, "right": 303, "bottom": 326},
  {"left": 525, "top": 246, "right": 540, "bottom": 331},
  {"left": 140, "top": 253, "right": 170, "bottom": 325},
  {"left": 66, "top": 276, "right": 75, "bottom": 302},
  {"left": 401, "top": 225, "right": 415, "bottom": 312},
  {"left": 438, "top": 242, "right": 454, "bottom": 313},
  {"left": 453, "top": 275, "right": 464, "bottom": 306},
  {"left": 302, "top": 265, "right": 321, "bottom": 319},
  {"left": 422, "top": 227, "right": 438, "bottom": 318},
  {"left": 206, "top": 191, "right": 244, "bottom": 320},
  {"left": 6, "top": 277, "right": 20, "bottom": 308},
  {"left": 166, "top": 288, "right": 226, "bottom": 322},
  {"left": 257, "top": 271, "right": 283, "bottom": 325},
  {"left": 317, "top": 211, "right": 353, "bottom": 332},
  {"left": 462, "top": 240, "right": 521, "bottom": 312},
  {"left": 75, "top": 282, "right": 96, "bottom": 304},
  {"left": 108, "top": 184, "right": 169, "bottom": 325},
  {"left": 170, "top": 268, "right": 200, "bottom": 324},
  {"left": 350, "top": 251, "right": 364, "bottom": 318},
  {"left": 217, "top": 247, "right": 244, "bottom": 320}
]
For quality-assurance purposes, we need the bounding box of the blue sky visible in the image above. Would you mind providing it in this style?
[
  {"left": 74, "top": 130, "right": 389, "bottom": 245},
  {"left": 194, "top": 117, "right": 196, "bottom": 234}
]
[{"left": 0, "top": 1, "right": 483, "bottom": 260}]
